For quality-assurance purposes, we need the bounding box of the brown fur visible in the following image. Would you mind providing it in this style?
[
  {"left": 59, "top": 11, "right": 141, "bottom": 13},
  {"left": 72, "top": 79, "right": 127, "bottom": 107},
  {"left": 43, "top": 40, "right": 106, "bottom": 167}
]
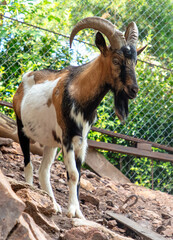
[
  {"left": 69, "top": 50, "right": 131, "bottom": 102},
  {"left": 52, "top": 73, "right": 68, "bottom": 133},
  {"left": 69, "top": 54, "right": 112, "bottom": 104},
  {"left": 13, "top": 82, "right": 24, "bottom": 119},
  {"left": 47, "top": 98, "right": 52, "bottom": 107},
  {"left": 28, "top": 70, "right": 67, "bottom": 83}
]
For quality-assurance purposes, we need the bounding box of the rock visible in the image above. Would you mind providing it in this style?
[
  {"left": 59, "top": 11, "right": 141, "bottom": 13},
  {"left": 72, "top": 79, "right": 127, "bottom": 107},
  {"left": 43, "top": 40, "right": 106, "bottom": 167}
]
[
  {"left": 96, "top": 187, "right": 109, "bottom": 196},
  {"left": 99, "top": 202, "right": 108, "bottom": 211},
  {"left": 156, "top": 225, "right": 166, "bottom": 234},
  {"left": 16, "top": 188, "right": 55, "bottom": 216},
  {"left": 72, "top": 218, "right": 133, "bottom": 240},
  {"left": 106, "top": 200, "right": 114, "bottom": 207},
  {"left": 61, "top": 226, "right": 109, "bottom": 240},
  {"left": 12, "top": 142, "right": 24, "bottom": 155},
  {"left": 5, "top": 173, "right": 15, "bottom": 178},
  {"left": 0, "top": 150, "right": 3, "bottom": 160},
  {"left": 106, "top": 182, "right": 119, "bottom": 192},
  {"left": 58, "top": 178, "right": 66, "bottom": 184},
  {"left": 107, "top": 220, "right": 117, "bottom": 229},
  {"left": 96, "top": 219, "right": 104, "bottom": 224},
  {"left": 8, "top": 178, "right": 33, "bottom": 192},
  {"left": 85, "top": 171, "right": 98, "bottom": 179},
  {"left": 162, "top": 226, "right": 173, "bottom": 237},
  {"left": 0, "top": 145, "right": 18, "bottom": 154},
  {"left": 16, "top": 188, "right": 59, "bottom": 233},
  {"left": 0, "top": 137, "right": 13, "bottom": 146},
  {"left": 8, "top": 212, "right": 51, "bottom": 240},
  {"left": 1, "top": 139, "right": 173, "bottom": 240},
  {"left": 143, "top": 209, "right": 161, "bottom": 220},
  {"left": 80, "top": 177, "right": 95, "bottom": 192},
  {"left": 161, "top": 213, "right": 171, "bottom": 219},
  {"left": 0, "top": 170, "right": 25, "bottom": 240},
  {"left": 80, "top": 192, "right": 99, "bottom": 208}
]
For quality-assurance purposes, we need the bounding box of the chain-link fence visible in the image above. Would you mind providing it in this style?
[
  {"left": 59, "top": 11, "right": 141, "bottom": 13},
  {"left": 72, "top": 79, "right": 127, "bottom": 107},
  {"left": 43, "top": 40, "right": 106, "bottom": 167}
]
[{"left": 0, "top": 0, "right": 172, "bottom": 193}]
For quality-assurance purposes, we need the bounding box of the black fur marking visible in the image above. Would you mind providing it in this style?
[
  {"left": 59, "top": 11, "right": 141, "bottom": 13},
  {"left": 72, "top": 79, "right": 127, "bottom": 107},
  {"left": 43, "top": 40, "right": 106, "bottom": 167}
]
[
  {"left": 27, "top": 122, "right": 36, "bottom": 133},
  {"left": 63, "top": 137, "right": 74, "bottom": 152},
  {"left": 121, "top": 45, "right": 137, "bottom": 61},
  {"left": 76, "top": 157, "right": 82, "bottom": 199},
  {"left": 114, "top": 90, "right": 129, "bottom": 120},
  {"left": 82, "top": 84, "right": 110, "bottom": 123},
  {"left": 120, "top": 62, "right": 126, "bottom": 84},
  {"left": 67, "top": 171, "right": 70, "bottom": 181},
  {"left": 118, "top": 45, "right": 137, "bottom": 85},
  {"left": 61, "top": 65, "right": 110, "bottom": 142},
  {"left": 17, "top": 117, "right": 30, "bottom": 167},
  {"left": 52, "top": 130, "right": 61, "bottom": 144}
]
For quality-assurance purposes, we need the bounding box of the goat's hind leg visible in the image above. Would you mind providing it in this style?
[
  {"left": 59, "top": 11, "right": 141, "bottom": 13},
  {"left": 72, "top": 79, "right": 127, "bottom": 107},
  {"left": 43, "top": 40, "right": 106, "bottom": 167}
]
[
  {"left": 39, "top": 146, "right": 62, "bottom": 213},
  {"left": 17, "top": 116, "right": 33, "bottom": 185}
]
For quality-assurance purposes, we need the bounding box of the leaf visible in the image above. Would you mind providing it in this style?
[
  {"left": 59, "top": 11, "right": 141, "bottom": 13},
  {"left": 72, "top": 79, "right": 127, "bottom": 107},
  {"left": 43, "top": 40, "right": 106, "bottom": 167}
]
[{"left": 48, "top": 15, "right": 61, "bottom": 22}]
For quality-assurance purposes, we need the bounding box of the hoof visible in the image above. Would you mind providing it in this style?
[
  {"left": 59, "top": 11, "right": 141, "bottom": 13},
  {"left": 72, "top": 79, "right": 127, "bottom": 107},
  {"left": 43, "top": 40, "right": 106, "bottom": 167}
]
[
  {"left": 53, "top": 201, "right": 62, "bottom": 214},
  {"left": 67, "top": 205, "right": 85, "bottom": 219}
]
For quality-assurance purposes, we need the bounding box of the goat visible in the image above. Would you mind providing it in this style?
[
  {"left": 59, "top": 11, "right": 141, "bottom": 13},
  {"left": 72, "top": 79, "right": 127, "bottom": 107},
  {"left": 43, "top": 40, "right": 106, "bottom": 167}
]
[{"left": 13, "top": 17, "right": 146, "bottom": 219}]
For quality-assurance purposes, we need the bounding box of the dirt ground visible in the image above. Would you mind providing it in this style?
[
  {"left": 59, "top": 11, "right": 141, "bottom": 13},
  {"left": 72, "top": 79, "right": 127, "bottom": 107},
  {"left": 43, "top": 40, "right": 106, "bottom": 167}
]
[{"left": 0, "top": 142, "right": 173, "bottom": 239}]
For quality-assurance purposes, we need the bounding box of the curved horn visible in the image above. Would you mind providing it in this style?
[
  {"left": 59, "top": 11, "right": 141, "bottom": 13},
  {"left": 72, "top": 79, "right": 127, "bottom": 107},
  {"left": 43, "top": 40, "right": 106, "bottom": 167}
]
[
  {"left": 70, "top": 17, "right": 126, "bottom": 49},
  {"left": 125, "top": 22, "right": 138, "bottom": 47}
]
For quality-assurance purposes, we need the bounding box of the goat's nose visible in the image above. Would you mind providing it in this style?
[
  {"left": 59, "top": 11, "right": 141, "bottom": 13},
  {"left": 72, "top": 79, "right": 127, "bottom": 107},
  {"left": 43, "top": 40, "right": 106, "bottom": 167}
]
[
  {"left": 128, "top": 84, "right": 139, "bottom": 98},
  {"left": 131, "top": 85, "right": 139, "bottom": 94}
]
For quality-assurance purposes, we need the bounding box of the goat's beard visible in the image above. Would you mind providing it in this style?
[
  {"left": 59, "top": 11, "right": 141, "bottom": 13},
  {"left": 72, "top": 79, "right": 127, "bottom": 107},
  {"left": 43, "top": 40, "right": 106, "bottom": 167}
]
[{"left": 114, "top": 90, "right": 129, "bottom": 122}]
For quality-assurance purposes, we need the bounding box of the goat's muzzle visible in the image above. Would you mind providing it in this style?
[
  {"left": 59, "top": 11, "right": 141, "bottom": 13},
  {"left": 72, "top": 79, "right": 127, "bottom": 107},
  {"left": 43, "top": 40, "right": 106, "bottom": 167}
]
[{"left": 125, "top": 84, "right": 139, "bottom": 99}]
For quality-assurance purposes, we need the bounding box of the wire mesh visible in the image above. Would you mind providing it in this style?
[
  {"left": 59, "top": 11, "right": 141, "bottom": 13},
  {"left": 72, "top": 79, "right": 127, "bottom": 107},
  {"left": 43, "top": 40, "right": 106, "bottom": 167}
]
[{"left": 0, "top": 0, "right": 172, "bottom": 193}]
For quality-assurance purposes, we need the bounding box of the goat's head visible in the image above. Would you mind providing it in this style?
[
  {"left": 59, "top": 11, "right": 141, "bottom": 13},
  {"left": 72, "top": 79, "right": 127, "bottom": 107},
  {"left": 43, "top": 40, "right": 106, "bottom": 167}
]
[{"left": 70, "top": 17, "right": 146, "bottom": 121}]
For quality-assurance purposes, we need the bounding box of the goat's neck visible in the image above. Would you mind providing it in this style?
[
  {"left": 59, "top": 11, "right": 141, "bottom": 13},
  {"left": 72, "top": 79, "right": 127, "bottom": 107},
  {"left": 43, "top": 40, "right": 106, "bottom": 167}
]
[{"left": 69, "top": 55, "right": 111, "bottom": 110}]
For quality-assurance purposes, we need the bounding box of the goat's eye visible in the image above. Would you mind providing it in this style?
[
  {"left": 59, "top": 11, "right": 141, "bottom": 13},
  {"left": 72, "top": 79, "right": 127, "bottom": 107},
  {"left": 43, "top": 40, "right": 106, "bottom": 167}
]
[{"left": 113, "top": 58, "right": 119, "bottom": 65}]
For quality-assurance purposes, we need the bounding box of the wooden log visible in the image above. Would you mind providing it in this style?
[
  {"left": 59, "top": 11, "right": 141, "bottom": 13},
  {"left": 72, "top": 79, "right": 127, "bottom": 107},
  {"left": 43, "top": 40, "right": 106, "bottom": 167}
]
[
  {"left": 106, "top": 211, "right": 166, "bottom": 240},
  {"left": 85, "top": 148, "right": 130, "bottom": 184}
]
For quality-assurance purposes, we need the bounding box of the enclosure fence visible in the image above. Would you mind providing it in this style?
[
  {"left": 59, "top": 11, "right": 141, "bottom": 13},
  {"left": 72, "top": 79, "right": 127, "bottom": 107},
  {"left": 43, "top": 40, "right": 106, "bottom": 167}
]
[{"left": 0, "top": 0, "right": 172, "bottom": 193}]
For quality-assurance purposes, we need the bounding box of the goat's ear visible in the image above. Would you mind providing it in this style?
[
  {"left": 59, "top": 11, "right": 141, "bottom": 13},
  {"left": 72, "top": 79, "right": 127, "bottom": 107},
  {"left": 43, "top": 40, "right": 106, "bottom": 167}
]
[
  {"left": 95, "top": 32, "right": 108, "bottom": 56},
  {"left": 137, "top": 45, "right": 147, "bottom": 55}
]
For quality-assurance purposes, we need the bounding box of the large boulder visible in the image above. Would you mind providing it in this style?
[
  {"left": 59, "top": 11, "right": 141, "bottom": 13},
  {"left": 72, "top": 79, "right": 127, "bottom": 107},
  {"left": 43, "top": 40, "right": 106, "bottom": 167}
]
[{"left": 0, "top": 169, "right": 25, "bottom": 240}]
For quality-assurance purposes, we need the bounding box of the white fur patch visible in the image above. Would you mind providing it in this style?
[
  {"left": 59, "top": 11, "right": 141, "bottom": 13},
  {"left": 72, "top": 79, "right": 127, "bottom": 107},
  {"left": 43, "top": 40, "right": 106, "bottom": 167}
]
[
  {"left": 39, "top": 146, "right": 62, "bottom": 213},
  {"left": 24, "top": 162, "right": 33, "bottom": 185},
  {"left": 63, "top": 147, "right": 84, "bottom": 218},
  {"left": 21, "top": 78, "right": 62, "bottom": 147},
  {"left": 22, "top": 72, "right": 35, "bottom": 93},
  {"left": 126, "top": 45, "right": 130, "bottom": 50}
]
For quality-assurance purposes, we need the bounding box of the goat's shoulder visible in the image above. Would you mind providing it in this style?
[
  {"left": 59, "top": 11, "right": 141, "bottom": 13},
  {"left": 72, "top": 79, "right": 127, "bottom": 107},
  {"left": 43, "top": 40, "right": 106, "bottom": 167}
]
[{"left": 25, "top": 69, "right": 69, "bottom": 84}]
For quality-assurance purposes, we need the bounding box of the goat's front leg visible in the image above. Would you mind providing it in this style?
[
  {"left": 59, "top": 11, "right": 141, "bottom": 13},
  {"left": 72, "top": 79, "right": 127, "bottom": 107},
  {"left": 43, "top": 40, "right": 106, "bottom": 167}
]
[{"left": 63, "top": 143, "right": 84, "bottom": 219}]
